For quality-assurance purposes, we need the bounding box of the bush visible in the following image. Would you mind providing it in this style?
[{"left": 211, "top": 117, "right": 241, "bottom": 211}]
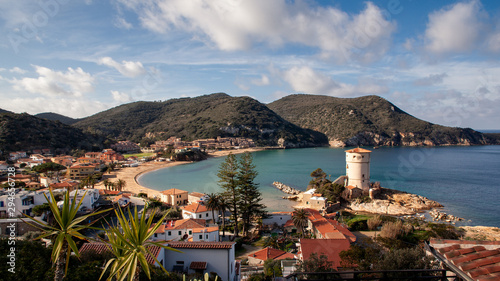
[
  {"left": 367, "top": 215, "right": 382, "bottom": 230},
  {"left": 380, "top": 221, "right": 404, "bottom": 239}
]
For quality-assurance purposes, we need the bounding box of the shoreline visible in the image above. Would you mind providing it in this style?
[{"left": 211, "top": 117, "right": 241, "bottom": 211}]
[{"left": 96, "top": 147, "right": 265, "bottom": 198}]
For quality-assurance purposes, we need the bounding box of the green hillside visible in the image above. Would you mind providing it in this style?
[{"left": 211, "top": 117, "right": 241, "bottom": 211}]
[
  {"left": 73, "top": 93, "right": 328, "bottom": 147},
  {"left": 268, "top": 94, "right": 492, "bottom": 146},
  {"left": 0, "top": 112, "right": 105, "bottom": 153},
  {"left": 35, "top": 112, "right": 81, "bottom": 125}
]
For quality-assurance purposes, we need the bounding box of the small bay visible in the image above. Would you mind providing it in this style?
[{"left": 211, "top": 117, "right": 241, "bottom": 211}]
[{"left": 138, "top": 146, "right": 500, "bottom": 227}]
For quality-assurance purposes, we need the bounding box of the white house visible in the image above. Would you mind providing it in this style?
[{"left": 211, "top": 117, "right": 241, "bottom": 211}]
[
  {"left": 262, "top": 212, "right": 293, "bottom": 227},
  {"left": 0, "top": 190, "right": 50, "bottom": 217},
  {"left": 113, "top": 194, "right": 131, "bottom": 207},
  {"left": 188, "top": 192, "right": 209, "bottom": 204},
  {"left": 181, "top": 203, "right": 219, "bottom": 222},
  {"left": 163, "top": 241, "right": 239, "bottom": 281},
  {"left": 0, "top": 161, "right": 8, "bottom": 172},
  {"left": 60, "top": 189, "right": 100, "bottom": 212},
  {"left": 151, "top": 218, "right": 219, "bottom": 242}
]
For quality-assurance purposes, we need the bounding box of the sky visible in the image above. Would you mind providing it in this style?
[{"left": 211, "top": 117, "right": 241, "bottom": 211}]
[{"left": 1, "top": 0, "right": 500, "bottom": 130}]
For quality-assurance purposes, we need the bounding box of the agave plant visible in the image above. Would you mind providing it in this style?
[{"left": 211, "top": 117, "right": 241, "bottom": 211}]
[
  {"left": 24, "top": 189, "right": 111, "bottom": 281},
  {"left": 101, "top": 206, "right": 180, "bottom": 281}
]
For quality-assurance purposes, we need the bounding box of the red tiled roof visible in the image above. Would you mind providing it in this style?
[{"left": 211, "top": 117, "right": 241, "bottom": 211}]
[
  {"left": 190, "top": 261, "right": 207, "bottom": 270},
  {"left": 169, "top": 218, "right": 206, "bottom": 230},
  {"left": 249, "top": 247, "right": 295, "bottom": 261},
  {"left": 166, "top": 241, "right": 234, "bottom": 249},
  {"left": 181, "top": 203, "right": 209, "bottom": 213},
  {"left": 345, "top": 148, "right": 372, "bottom": 153},
  {"left": 192, "top": 226, "right": 219, "bottom": 233},
  {"left": 299, "top": 239, "right": 351, "bottom": 269},
  {"left": 430, "top": 239, "right": 500, "bottom": 281},
  {"left": 161, "top": 188, "right": 188, "bottom": 195},
  {"left": 79, "top": 242, "right": 161, "bottom": 265}
]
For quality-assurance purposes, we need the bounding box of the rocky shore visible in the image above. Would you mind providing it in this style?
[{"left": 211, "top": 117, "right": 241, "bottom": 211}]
[
  {"left": 272, "top": 181, "right": 300, "bottom": 195},
  {"left": 348, "top": 188, "right": 443, "bottom": 216}
]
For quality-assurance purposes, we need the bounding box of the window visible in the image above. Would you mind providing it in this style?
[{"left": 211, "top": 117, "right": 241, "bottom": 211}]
[
  {"left": 199, "top": 235, "right": 202, "bottom": 239},
  {"left": 206, "top": 234, "right": 208, "bottom": 239},
  {"left": 188, "top": 230, "right": 192, "bottom": 235},
  {"left": 168, "top": 231, "right": 171, "bottom": 236},
  {"left": 206, "top": 213, "right": 208, "bottom": 217},
  {"left": 154, "top": 233, "right": 157, "bottom": 237},
  {"left": 199, "top": 214, "right": 202, "bottom": 218},
  {"left": 0, "top": 201, "right": 3, "bottom": 207},
  {"left": 178, "top": 231, "right": 182, "bottom": 235}
]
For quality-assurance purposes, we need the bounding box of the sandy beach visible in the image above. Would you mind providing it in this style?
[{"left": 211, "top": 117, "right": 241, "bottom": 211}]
[{"left": 95, "top": 147, "right": 265, "bottom": 198}]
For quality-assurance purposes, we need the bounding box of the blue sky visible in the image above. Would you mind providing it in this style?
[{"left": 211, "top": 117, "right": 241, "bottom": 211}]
[{"left": 1, "top": 0, "right": 500, "bottom": 130}]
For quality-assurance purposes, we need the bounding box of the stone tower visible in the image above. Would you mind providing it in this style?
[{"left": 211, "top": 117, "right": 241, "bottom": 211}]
[{"left": 345, "top": 147, "right": 371, "bottom": 192}]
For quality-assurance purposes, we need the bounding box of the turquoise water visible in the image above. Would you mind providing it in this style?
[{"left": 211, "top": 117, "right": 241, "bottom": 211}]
[{"left": 138, "top": 146, "right": 500, "bottom": 227}]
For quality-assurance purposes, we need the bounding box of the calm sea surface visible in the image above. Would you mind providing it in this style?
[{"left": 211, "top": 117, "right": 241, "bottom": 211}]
[{"left": 138, "top": 146, "right": 500, "bottom": 227}]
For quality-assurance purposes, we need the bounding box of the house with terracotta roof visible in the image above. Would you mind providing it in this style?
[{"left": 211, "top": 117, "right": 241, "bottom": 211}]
[
  {"left": 151, "top": 218, "right": 219, "bottom": 242},
  {"left": 262, "top": 212, "right": 293, "bottom": 227},
  {"left": 298, "top": 189, "right": 328, "bottom": 210},
  {"left": 160, "top": 188, "right": 188, "bottom": 207},
  {"left": 113, "top": 194, "right": 131, "bottom": 207},
  {"left": 49, "top": 181, "right": 79, "bottom": 192},
  {"left": 305, "top": 208, "right": 356, "bottom": 242},
  {"left": 181, "top": 202, "right": 219, "bottom": 222},
  {"left": 79, "top": 242, "right": 164, "bottom": 267},
  {"left": 188, "top": 191, "right": 208, "bottom": 204},
  {"left": 427, "top": 239, "right": 500, "bottom": 281},
  {"left": 247, "top": 247, "right": 295, "bottom": 266},
  {"left": 163, "top": 241, "right": 239, "bottom": 281},
  {"left": 66, "top": 164, "right": 97, "bottom": 180},
  {"left": 298, "top": 239, "right": 352, "bottom": 270}
]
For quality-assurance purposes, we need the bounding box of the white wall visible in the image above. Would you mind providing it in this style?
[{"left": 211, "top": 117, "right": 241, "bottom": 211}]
[
  {"left": 346, "top": 152, "right": 370, "bottom": 191},
  {"left": 262, "top": 213, "right": 292, "bottom": 226},
  {"left": 163, "top": 245, "right": 236, "bottom": 281}
]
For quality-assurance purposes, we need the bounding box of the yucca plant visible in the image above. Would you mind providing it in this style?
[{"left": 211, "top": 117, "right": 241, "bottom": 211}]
[
  {"left": 101, "top": 206, "right": 180, "bottom": 281},
  {"left": 24, "top": 189, "right": 111, "bottom": 281}
]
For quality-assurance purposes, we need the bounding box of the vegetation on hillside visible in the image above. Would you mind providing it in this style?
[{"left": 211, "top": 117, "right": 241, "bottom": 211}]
[
  {"left": 0, "top": 112, "right": 106, "bottom": 154},
  {"left": 268, "top": 94, "right": 494, "bottom": 146},
  {"left": 35, "top": 112, "right": 81, "bottom": 125},
  {"left": 73, "top": 93, "right": 328, "bottom": 147}
]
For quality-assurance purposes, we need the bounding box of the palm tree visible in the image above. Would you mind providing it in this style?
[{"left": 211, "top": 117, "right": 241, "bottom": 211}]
[
  {"left": 102, "top": 179, "right": 111, "bottom": 190},
  {"left": 24, "top": 189, "right": 111, "bottom": 281},
  {"left": 218, "top": 196, "right": 229, "bottom": 238},
  {"left": 205, "top": 193, "right": 220, "bottom": 224},
  {"left": 102, "top": 207, "right": 178, "bottom": 281},
  {"left": 114, "top": 179, "right": 126, "bottom": 192},
  {"left": 292, "top": 208, "right": 309, "bottom": 237}
]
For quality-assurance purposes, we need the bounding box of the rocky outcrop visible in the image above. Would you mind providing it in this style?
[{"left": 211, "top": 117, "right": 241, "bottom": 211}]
[
  {"left": 348, "top": 188, "right": 442, "bottom": 216},
  {"left": 272, "top": 182, "right": 300, "bottom": 195}
]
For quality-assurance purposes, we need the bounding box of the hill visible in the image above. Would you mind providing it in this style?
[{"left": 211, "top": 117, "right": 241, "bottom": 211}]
[
  {"left": 268, "top": 94, "right": 494, "bottom": 146},
  {"left": 0, "top": 112, "right": 106, "bottom": 154},
  {"left": 0, "top": 108, "right": 12, "bottom": 114},
  {"left": 35, "top": 112, "right": 81, "bottom": 125},
  {"left": 73, "top": 93, "right": 328, "bottom": 147}
]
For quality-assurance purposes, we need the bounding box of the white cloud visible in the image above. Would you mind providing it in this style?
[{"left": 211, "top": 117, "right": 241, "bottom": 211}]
[
  {"left": 487, "top": 31, "right": 500, "bottom": 52},
  {"left": 111, "top": 90, "right": 134, "bottom": 103},
  {"left": 424, "top": 1, "right": 482, "bottom": 54},
  {"left": 117, "top": 0, "right": 396, "bottom": 63},
  {"left": 114, "top": 16, "right": 133, "bottom": 29},
  {"left": 98, "top": 56, "right": 146, "bottom": 77},
  {"left": 11, "top": 65, "right": 94, "bottom": 97},
  {"left": 0, "top": 96, "right": 107, "bottom": 118},
  {"left": 251, "top": 75, "right": 270, "bottom": 86},
  {"left": 9, "top": 67, "right": 27, "bottom": 74},
  {"left": 413, "top": 73, "right": 448, "bottom": 86},
  {"left": 0, "top": 68, "right": 6, "bottom": 72},
  {"left": 281, "top": 66, "right": 388, "bottom": 97}
]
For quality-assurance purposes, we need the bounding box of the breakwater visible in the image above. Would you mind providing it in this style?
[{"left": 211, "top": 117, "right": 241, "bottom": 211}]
[{"left": 272, "top": 181, "right": 300, "bottom": 195}]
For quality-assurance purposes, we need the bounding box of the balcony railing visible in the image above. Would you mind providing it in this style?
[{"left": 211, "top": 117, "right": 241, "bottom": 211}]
[{"left": 285, "top": 269, "right": 452, "bottom": 281}]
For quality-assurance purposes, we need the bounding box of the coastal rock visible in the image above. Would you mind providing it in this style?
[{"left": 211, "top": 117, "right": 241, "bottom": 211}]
[{"left": 272, "top": 181, "right": 300, "bottom": 195}]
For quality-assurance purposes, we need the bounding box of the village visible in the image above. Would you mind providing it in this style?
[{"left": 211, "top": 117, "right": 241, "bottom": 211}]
[{"left": 1, "top": 141, "right": 500, "bottom": 281}]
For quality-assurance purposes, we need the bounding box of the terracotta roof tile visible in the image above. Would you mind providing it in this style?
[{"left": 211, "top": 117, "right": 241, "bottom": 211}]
[
  {"left": 430, "top": 239, "right": 500, "bottom": 281},
  {"left": 249, "top": 247, "right": 289, "bottom": 261},
  {"left": 79, "top": 242, "right": 161, "bottom": 265},
  {"left": 190, "top": 261, "right": 207, "bottom": 270},
  {"left": 166, "top": 241, "right": 234, "bottom": 249},
  {"left": 181, "top": 202, "right": 209, "bottom": 213},
  {"left": 299, "top": 239, "right": 351, "bottom": 269},
  {"left": 161, "top": 188, "right": 188, "bottom": 195}
]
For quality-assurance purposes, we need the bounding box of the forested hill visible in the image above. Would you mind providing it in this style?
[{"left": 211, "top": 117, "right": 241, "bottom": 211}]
[
  {"left": 73, "top": 93, "right": 328, "bottom": 147},
  {"left": 0, "top": 112, "right": 105, "bottom": 153},
  {"left": 35, "top": 112, "right": 81, "bottom": 125},
  {"left": 268, "top": 94, "right": 495, "bottom": 146}
]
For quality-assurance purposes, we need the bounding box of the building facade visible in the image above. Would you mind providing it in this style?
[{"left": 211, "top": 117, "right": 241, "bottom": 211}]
[{"left": 345, "top": 148, "right": 371, "bottom": 192}]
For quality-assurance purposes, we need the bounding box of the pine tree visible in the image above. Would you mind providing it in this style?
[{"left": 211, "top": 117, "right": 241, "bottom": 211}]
[
  {"left": 217, "top": 153, "right": 241, "bottom": 237},
  {"left": 238, "top": 152, "right": 266, "bottom": 236}
]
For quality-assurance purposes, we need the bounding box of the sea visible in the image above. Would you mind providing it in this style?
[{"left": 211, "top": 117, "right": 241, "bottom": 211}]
[{"left": 138, "top": 145, "right": 500, "bottom": 227}]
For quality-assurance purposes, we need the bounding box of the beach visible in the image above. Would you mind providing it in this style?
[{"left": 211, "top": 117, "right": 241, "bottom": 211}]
[{"left": 95, "top": 147, "right": 265, "bottom": 197}]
